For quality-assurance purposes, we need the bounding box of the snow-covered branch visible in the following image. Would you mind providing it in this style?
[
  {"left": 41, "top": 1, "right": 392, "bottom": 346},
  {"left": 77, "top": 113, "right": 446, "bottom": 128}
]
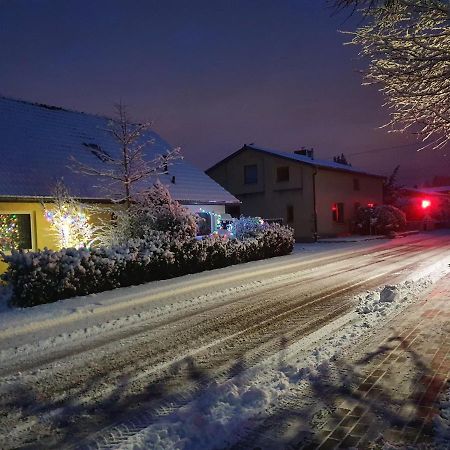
[
  {"left": 342, "top": 0, "right": 450, "bottom": 148},
  {"left": 70, "top": 103, "right": 181, "bottom": 206}
]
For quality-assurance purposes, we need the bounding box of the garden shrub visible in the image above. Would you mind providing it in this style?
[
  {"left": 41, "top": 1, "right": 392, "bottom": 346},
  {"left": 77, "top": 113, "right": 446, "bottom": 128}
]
[
  {"left": 232, "top": 216, "right": 265, "bottom": 239},
  {"left": 92, "top": 183, "right": 198, "bottom": 247},
  {"left": 356, "top": 204, "right": 407, "bottom": 235},
  {"left": 1, "top": 223, "right": 294, "bottom": 307}
]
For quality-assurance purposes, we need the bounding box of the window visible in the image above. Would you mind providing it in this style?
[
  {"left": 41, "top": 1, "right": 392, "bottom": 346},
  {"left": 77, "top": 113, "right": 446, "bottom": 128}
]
[
  {"left": 196, "top": 212, "right": 212, "bottom": 236},
  {"left": 276, "top": 166, "right": 290, "bottom": 182},
  {"left": 332, "top": 203, "right": 345, "bottom": 223},
  {"left": 353, "top": 178, "right": 360, "bottom": 191},
  {"left": 244, "top": 164, "right": 258, "bottom": 184},
  {"left": 0, "top": 213, "right": 33, "bottom": 252},
  {"left": 287, "top": 205, "right": 294, "bottom": 223}
]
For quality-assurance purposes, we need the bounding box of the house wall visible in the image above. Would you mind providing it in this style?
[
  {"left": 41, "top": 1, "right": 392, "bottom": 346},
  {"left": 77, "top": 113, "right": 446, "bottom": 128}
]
[
  {"left": 315, "top": 169, "right": 384, "bottom": 236},
  {"left": 207, "top": 149, "right": 317, "bottom": 240},
  {"left": 0, "top": 201, "right": 113, "bottom": 274},
  {"left": 0, "top": 201, "right": 229, "bottom": 274},
  {"left": 207, "top": 150, "right": 385, "bottom": 240}
]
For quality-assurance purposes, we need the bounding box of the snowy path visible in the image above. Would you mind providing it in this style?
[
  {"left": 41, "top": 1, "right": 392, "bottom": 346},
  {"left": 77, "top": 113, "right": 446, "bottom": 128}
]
[{"left": 0, "top": 232, "right": 449, "bottom": 449}]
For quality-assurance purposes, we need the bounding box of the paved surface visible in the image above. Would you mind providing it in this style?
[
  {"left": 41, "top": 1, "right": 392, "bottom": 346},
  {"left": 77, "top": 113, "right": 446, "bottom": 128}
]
[
  {"left": 1, "top": 233, "right": 449, "bottom": 449},
  {"left": 318, "top": 230, "right": 420, "bottom": 243},
  {"left": 313, "top": 273, "right": 450, "bottom": 449}
]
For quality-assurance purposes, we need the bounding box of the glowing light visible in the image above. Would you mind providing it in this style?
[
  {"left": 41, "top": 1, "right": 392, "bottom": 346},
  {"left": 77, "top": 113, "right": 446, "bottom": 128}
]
[
  {"left": 421, "top": 199, "right": 431, "bottom": 209},
  {"left": 44, "top": 207, "right": 93, "bottom": 249},
  {"left": 196, "top": 208, "right": 224, "bottom": 234},
  {"left": 0, "top": 214, "right": 20, "bottom": 251}
]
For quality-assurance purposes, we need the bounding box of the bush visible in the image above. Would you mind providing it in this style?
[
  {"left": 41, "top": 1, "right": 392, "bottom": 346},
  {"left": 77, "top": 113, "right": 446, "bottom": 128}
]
[
  {"left": 93, "top": 183, "right": 198, "bottom": 247},
  {"left": 1, "top": 223, "right": 294, "bottom": 307},
  {"left": 130, "top": 183, "right": 198, "bottom": 241},
  {"left": 232, "top": 216, "right": 265, "bottom": 239},
  {"left": 356, "top": 204, "right": 407, "bottom": 235}
]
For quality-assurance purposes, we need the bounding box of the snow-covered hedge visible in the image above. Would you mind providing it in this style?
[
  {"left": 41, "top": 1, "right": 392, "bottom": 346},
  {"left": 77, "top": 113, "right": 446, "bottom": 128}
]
[
  {"left": 232, "top": 216, "right": 265, "bottom": 240},
  {"left": 1, "top": 224, "right": 294, "bottom": 307},
  {"left": 356, "top": 204, "right": 407, "bottom": 235}
]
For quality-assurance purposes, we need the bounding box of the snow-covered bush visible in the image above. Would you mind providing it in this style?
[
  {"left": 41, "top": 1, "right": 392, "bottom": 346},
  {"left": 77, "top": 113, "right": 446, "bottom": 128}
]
[
  {"left": 232, "top": 216, "right": 265, "bottom": 239},
  {"left": 94, "top": 183, "right": 197, "bottom": 246},
  {"left": 1, "top": 233, "right": 174, "bottom": 307},
  {"left": 1, "top": 224, "right": 294, "bottom": 307},
  {"left": 131, "top": 183, "right": 198, "bottom": 240},
  {"left": 356, "top": 205, "right": 406, "bottom": 235}
]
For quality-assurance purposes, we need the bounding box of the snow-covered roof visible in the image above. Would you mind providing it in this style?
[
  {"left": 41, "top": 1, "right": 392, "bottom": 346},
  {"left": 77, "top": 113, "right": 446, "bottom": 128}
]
[
  {"left": 208, "top": 144, "right": 385, "bottom": 178},
  {"left": 401, "top": 186, "right": 450, "bottom": 197},
  {"left": 0, "top": 96, "right": 239, "bottom": 205}
]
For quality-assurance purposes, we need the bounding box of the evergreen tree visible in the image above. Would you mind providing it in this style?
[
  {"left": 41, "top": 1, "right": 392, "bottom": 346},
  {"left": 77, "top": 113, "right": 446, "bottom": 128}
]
[{"left": 383, "top": 165, "right": 403, "bottom": 205}]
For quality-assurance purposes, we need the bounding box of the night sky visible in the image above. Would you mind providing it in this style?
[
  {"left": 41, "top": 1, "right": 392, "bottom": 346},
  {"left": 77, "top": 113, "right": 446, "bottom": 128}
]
[{"left": 1, "top": 0, "right": 448, "bottom": 185}]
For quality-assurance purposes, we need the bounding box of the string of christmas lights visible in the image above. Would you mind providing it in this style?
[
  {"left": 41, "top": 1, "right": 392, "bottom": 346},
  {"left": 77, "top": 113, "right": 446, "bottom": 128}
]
[
  {"left": 44, "top": 206, "right": 93, "bottom": 249},
  {"left": 0, "top": 214, "right": 20, "bottom": 251}
]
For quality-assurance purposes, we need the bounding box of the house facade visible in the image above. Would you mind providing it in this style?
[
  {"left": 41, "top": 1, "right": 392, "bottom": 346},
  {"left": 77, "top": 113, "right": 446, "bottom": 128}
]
[
  {"left": 0, "top": 97, "right": 239, "bottom": 272},
  {"left": 207, "top": 144, "right": 385, "bottom": 241}
]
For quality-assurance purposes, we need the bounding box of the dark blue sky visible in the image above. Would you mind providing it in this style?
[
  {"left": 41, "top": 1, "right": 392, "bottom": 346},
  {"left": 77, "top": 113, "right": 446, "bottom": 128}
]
[{"left": 1, "top": 0, "right": 448, "bottom": 185}]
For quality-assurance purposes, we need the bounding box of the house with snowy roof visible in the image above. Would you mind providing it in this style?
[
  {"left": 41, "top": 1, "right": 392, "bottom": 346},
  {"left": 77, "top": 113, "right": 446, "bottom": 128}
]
[
  {"left": 0, "top": 96, "right": 239, "bottom": 266},
  {"left": 206, "top": 144, "right": 385, "bottom": 241}
]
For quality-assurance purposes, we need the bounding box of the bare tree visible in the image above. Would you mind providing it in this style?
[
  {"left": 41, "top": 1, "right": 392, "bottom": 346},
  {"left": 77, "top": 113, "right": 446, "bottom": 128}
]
[
  {"left": 336, "top": 0, "right": 450, "bottom": 149},
  {"left": 71, "top": 103, "right": 181, "bottom": 208}
]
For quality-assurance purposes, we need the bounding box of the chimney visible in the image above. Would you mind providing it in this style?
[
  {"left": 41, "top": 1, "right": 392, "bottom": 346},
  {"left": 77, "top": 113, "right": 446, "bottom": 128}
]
[{"left": 294, "top": 146, "right": 314, "bottom": 159}]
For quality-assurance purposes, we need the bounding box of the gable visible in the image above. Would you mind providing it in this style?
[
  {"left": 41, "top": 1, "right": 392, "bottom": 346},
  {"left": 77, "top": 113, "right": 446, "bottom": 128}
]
[{"left": 208, "top": 144, "right": 385, "bottom": 180}]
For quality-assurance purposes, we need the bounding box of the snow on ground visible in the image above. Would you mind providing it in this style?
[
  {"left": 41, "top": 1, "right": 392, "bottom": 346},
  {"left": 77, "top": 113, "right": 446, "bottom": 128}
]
[
  {"left": 0, "top": 238, "right": 390, "bottom": 362},
  {"left": 0, "top": 232, "right": 449, "bottom": 448},
  {"left": 94, "top": 261, "right": 450, "bottom": 449},
  {"left": 0, "top": 285, "right": 11, "bottom": 314}
]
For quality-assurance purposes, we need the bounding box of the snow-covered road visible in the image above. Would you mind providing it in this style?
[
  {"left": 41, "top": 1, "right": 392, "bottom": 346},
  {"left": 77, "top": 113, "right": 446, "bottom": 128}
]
[{"left": 0, "top": 231, "right": 449, "bottom": 449}]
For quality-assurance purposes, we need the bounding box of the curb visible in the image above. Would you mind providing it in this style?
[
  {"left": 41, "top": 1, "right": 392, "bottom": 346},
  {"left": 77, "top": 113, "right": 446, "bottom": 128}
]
[{"left": 318, "top": 230, "right": 420, "bottom": 244}]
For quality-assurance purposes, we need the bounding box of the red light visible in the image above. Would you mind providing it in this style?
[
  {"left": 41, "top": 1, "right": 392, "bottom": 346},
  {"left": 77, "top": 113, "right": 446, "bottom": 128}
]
[
  {"left": 332, "top": 205, "right": 337, "bottom": 211},
  {"left": 367, "top": 203, "right": 374, "bottom": 208},
  {"left": 421, "top": 199, "right": 431, "bottom": 209}
]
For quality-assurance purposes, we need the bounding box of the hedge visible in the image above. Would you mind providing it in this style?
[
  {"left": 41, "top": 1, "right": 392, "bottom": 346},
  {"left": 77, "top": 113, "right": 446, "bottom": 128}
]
[{"left": 1, "top": 224, "right": 294, "bottom": 307}]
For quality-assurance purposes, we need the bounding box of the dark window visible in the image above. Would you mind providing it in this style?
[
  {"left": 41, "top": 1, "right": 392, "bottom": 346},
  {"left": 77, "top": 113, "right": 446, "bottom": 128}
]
[
  {"left": 196, "top": 212, "right": 212, "bottom": 236},
  {"left": 0, "top": 213, "right": 32, "bottom": 251},
  {"left": 353, "top": 178, "right": 360, "bottom": 191},
  {"left": 244, "top": 164, "right": 258, "bottom": 184},
  {"left": 332, "top": 203, "right": 345, "bottom": 223},
  {"left": 277, "top": 166, "right": 290, "bottom": 182},
  {"left": 287, "top": 205, "right": 294, "bottom": 223}
]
